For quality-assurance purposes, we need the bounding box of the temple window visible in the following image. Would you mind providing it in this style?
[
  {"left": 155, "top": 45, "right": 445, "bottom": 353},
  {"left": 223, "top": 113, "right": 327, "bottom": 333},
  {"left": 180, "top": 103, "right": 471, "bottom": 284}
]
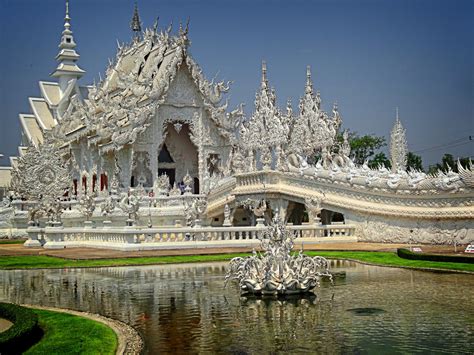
[
  {"left": 100, "top": 173, "right": 108, "bottom": 191},
  {"left": 92, "top": 174, "right": 97, "bottom": 192},
  {"left": 73, "top": 179, "right": 78, "bottom": 195}
]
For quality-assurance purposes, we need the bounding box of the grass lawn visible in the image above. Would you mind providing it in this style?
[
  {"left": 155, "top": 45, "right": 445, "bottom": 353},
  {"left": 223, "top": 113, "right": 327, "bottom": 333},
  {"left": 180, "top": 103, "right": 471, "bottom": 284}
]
[
  {"left": 25, "top": 309, "right": 117, "bottom": 355},
  {"left": 0, "top": 253, "right": 250, "bottom": 269},
  {"left": 305, "top": 251, "right": 474, "bottom": 272},
  {"left": 0, "top": 251, "right": 472, "bottom": 272}
]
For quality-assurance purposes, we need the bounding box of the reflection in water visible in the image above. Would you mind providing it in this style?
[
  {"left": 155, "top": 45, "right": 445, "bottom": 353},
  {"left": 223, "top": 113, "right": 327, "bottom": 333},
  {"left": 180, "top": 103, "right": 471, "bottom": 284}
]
[{"left": 0, "top": 260, "right": 473, "bottom": 354}]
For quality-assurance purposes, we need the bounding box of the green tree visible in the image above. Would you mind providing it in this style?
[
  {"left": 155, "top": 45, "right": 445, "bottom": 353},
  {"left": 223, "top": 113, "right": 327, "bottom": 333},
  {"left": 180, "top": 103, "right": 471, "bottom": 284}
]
[
  {"left": 349, "top": 134, "right": 386, "bottom": 165},
  {"left": 406, "top": 152, "right": 423, "bottom": 171},
  {"left": 367, "top": 152, "right": 391, "bottom": 169},
  {"left": 427, "top": 154, "right": 471, "bottom": 174}
]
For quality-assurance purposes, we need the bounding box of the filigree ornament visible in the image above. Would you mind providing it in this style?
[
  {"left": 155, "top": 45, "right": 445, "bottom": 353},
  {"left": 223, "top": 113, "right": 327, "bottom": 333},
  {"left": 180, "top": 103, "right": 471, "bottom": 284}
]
[
  {"left": 118, "top": 189, "right": 141, "bottom": 223},
  {"left": 154, "top": 173, "right": 170, "bottom": 195},
  {"left": 183, "top": 198, "right": 208, "bottom": 227},
  {"left": 11, "top": 141, "right": 71, "bottom": 223},
  {"left": 79, "top": 192, "right": 96, "bottom": 221},
  {"left": 304, "top": 196, "right": 324, "bottom": 224},
  {"left": 390, "top": 113, "right": 408, "bottom": 172},
  {"left": 173, "top": 122, "right": 183, "bottom": 134},
  {"left": 225, "top": 216, "right": 332, "bottom": 295}
]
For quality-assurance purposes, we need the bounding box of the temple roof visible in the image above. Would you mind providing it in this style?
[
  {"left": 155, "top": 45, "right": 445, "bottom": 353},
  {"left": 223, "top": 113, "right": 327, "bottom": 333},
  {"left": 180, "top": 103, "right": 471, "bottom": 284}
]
[
  {"left": 0, "top": 167, "right": 11, "bottom": 188},
  {"left": 29, "top": 98, "right": 56, "bottom": 130},
  {"left": 57, "top": 23, "right": 238, "bottom": 152},
  {"left": 19, "top": 114, "right": 44, "bottom": 147},
  {"left": 39, "top": 81, "right": 61, "bottom": 106}
]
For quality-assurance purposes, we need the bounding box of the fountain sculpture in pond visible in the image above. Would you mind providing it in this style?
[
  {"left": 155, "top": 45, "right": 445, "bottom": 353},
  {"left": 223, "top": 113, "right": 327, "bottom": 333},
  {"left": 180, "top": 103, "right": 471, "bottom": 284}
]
[{"left": 225, "top": 217, "right": 332, "bottom": 295}]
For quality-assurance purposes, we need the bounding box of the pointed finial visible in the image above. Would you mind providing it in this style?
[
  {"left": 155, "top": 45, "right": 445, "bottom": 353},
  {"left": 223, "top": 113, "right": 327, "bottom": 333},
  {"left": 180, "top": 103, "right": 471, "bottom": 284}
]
[
  {"left": 305, "top": 65, "right": 313, "bottom": 95},
  {"left": 185, "top": 17, "right": 190, "bottom": 34},
  {"left": 396, "top": 107, "right": 399, "bottom": 120},
  {"left": 52, "top": 0, "right": 85, "bottom": 85},
  {"left": 261, "top": 61, "right": 268, "bottom": 88},
  {"left": 130, "top": 1, "right": 142, "bottom": 39},
  {"left": 153, "top": 16, "right": 160, "bottom": 33},
  {"left": 63, "top": 0, "right": 71, "bottom": 32}
]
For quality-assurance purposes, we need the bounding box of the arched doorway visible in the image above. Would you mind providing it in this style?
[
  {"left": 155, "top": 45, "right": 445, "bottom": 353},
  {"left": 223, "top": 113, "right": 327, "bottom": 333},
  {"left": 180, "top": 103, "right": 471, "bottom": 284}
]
[{"left": 159, "top": 123, "right": 198, "bottom": 190}]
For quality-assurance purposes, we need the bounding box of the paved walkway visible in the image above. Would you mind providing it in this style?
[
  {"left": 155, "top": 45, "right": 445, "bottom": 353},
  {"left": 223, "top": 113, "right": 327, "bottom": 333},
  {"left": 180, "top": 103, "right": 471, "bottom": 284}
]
[
  {"left": 1, "top": 241, "right": 471, "bottom": 260},
  {"left": 0, "top": 318, "right": 13, "bottom": 333}
]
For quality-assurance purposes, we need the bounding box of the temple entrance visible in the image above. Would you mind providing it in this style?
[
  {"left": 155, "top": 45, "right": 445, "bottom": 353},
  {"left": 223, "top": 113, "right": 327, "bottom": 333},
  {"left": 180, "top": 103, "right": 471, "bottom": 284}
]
[
  {"left": 159, "top": 123, "right": 199, "bottom": 191},
  {"left": 158, "top": 168, "right": 176, "bottom": 186}
]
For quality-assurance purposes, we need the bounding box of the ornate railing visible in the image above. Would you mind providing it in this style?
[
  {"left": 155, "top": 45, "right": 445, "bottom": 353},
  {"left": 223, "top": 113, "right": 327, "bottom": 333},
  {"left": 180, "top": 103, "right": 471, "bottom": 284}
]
[{"left": 25, "top": 223, "right": 356, "bottom": 249}]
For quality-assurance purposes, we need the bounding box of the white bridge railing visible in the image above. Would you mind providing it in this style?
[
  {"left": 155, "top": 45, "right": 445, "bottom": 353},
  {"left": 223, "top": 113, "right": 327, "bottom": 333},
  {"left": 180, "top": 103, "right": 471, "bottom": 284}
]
[{"left": 25, "top": 224, "right": 356, "bottom": 249}]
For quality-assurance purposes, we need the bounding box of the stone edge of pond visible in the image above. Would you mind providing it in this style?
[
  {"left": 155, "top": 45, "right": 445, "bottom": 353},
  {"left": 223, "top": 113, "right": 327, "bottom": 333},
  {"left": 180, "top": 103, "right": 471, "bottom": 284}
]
[
  {"left": 21, "top": 304, "right": 144, "bottom": 355},
  {"left": 324, "top": 257, "right": 474, "bottom": 275}
]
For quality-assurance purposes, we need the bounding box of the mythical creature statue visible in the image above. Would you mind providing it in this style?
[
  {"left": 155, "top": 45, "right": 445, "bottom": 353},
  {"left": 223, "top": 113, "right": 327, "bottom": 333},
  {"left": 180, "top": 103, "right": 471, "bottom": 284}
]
[
  {"left": 183, "top": 198, "right": 208, "bottom": 227},
  {"left": 223, "top": 204, "right": 233, "bottom": 226},
  {"left": 304, "top": 196, "right": 324, "bottom": 224},
  {"left": 79, "top": 192, "right": 97, "bottom": 221},
  {"left": 225, "top": 217, "right": 332, "bottom": 295},
  {"left": 240, "top": 199, "right": 267, "bottom": 218},
  {"left": 154, "top": 173, "right": 170, "bottom": 195},
  {"left": 100, "top": 195, "right": 116, "bottom": 217},
  {"left": 118, "top": 190, "right": 141, "bottom": 224},
  {"left": 183, "top": 172, "right": 193, "bottom": 194}
]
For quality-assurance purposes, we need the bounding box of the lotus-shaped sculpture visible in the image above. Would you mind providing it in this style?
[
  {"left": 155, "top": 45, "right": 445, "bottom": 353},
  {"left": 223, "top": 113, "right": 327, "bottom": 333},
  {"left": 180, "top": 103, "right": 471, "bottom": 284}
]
[{"left": 225, "top": 217, "right": 332, "bottom": 295}]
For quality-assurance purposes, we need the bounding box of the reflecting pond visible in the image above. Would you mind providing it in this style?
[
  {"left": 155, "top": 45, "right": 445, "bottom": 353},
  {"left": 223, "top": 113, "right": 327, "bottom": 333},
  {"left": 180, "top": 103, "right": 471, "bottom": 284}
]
[{"left": 0, "top": 261, "right": 473, "bottom": 354}]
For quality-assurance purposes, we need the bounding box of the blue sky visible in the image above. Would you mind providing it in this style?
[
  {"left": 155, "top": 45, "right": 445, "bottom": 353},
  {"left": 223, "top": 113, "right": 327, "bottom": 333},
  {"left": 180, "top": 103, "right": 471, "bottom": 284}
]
[{"left": 0, "top": 0, "right": 472, "bottom": 167}]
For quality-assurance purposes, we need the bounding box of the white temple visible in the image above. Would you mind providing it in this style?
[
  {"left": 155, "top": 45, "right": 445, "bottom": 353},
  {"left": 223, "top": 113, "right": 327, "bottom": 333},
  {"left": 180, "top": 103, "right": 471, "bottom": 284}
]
[{"left": 0, "top": 2, "right": 473, "bottom": 249}]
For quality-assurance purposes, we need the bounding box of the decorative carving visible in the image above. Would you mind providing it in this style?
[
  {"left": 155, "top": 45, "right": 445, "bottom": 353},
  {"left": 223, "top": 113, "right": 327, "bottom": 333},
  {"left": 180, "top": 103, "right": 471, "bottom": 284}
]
[
  {"left": 154, "top": 173, "right": 170, "bottom": 195},
  {"left": 79, "top": 192, "right": 96, "bottom": 221},
  {"left": 183, "top": 198, "right": 208, "bottom": 227},
  {"left": 223, "top": 203, "right": 233, "bottom": 226},
  {"left": 100, "top": 193, "right": 117, "bottom": 217},
  {"left": 118, "top": 189, "right": 141, "bottom": 225},
  {"left": 10, "top": 139, "right": 71, "bottom": 224},
  {"left": 183, "top": 171, "right": 193, "bottom": 194},
  {"left": 390, "top": 111, "right": 408, "bottom": 172},
  {"left": 225, "top": 216, "right": 332, "bottom": 295},
  {"left": 305, "top": 196, "right": 324, "bottom": 225}
]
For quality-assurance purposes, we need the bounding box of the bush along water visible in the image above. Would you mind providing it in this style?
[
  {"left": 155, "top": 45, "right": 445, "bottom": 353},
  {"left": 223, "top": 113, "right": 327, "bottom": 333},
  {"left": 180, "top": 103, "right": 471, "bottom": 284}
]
[
  {"left": 397, "top": 248, "right": 474, "bottom": 264},
  {"left": 0, "top": 303, "right": 42, "bottom": 354}
]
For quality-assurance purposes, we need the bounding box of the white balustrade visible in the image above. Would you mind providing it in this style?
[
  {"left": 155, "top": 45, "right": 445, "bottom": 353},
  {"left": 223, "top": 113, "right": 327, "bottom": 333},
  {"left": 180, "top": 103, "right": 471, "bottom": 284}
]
[{"left": 26, "top": 223, "right": 356, "bottom": 250}]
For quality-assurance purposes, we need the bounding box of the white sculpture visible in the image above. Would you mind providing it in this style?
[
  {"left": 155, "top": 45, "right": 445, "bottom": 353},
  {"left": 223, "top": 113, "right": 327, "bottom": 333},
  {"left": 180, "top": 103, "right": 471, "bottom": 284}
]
[
  {"left": 225, "top": 217, "right": 332, "bottom": 295},
  {"left": 390, "top": 109, "right": 408, "bottom": 172}
]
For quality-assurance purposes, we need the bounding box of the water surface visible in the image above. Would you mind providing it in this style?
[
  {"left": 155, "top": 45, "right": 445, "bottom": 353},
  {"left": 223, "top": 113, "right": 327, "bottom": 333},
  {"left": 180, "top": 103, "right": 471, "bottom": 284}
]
[{"left": 0, "top": 261, "right": 472, "bottom": 354}]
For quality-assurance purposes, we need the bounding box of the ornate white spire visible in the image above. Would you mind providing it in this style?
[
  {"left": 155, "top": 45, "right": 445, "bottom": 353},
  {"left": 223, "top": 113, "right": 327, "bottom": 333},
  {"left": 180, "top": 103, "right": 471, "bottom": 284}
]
[
  {"left": 241, "top": 62, "right": 287, "bottom": 155},
  {"left": 130, "top": 1, "right": 142, "bottom": 39},
  {"left": 390, "top": 108, "right": 408, "bottom": 172},
  {"left": 51, "top": 1, "right": 85, "bottom": 91},
  {"left": 305, "top": 65, "right": 313, "bottom": 95},
  {"left": 261, "top": 61, "right": 269, "bottom": 91}
]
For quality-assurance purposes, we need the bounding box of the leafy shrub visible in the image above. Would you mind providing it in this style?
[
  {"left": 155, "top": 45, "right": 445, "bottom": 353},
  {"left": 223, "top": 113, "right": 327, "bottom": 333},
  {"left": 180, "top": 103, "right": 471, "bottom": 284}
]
[
  {"left": 397, "top": 248, "right": 474, "bottom": 264},
  {"left": 0, "top": 303, "right": 42, "bottom": 354}
]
